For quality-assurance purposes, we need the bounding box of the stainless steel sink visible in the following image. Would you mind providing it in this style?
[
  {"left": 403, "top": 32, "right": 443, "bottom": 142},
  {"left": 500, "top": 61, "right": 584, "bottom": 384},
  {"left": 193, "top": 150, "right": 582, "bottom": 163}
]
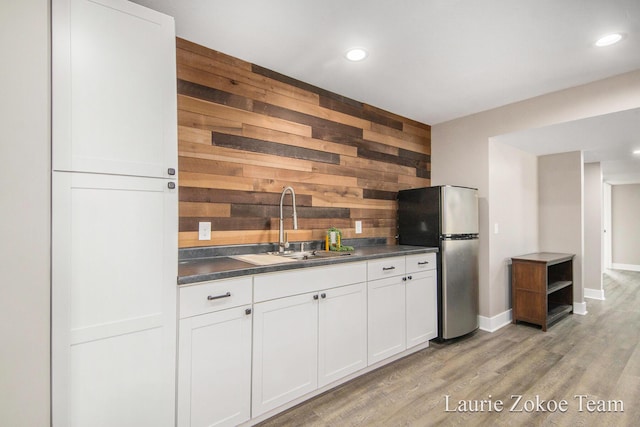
[
  {"left": 266, "top": 250, "right": 353, "bottom": 260},
  {"left": 232, "top": 250, "right": 354, "bottom": 266}
]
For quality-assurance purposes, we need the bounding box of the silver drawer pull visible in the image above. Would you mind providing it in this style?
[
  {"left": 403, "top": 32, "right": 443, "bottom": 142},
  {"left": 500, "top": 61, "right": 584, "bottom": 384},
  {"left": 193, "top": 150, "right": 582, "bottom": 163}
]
[
  {"left": 207, "top": 292, "right": 231, "bottom": 301},
  {"left": 418, "top": 261, "right": 429, "bottom": 265},
  {"left": 382, "top": 266, "right": 395, "bottom": 271}
]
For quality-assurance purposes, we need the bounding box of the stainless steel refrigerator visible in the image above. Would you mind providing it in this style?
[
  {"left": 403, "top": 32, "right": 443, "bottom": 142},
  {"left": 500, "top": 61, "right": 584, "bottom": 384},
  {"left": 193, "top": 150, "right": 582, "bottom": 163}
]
[{"left": 398, "top": 185, "right": 479, "bottom": 339}]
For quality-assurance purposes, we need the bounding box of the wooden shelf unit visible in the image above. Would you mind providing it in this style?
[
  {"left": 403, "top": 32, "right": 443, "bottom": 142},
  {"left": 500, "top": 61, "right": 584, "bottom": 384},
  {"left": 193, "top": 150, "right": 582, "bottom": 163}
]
[{"left": 511, "top": 253, "right": 575, "bottom": 331}]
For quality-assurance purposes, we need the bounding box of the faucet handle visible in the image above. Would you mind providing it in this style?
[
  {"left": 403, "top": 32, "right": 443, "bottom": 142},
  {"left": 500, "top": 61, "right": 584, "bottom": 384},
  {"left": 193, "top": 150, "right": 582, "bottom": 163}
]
[{"left": 283, "top": 232, "right": 290, "bottom": 249}]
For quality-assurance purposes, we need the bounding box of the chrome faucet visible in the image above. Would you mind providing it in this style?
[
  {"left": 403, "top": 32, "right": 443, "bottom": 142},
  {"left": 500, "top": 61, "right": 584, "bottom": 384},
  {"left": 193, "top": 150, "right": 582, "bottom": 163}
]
[{"left": 279, "top": 186, "right": 298, "bottom": 253}]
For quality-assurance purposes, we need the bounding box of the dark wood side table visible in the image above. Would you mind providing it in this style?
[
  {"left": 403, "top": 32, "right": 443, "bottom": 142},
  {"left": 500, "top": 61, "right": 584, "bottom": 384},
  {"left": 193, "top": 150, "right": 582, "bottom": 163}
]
[{"left": 511, "top": 252, "right": 574, "bottom": 331}]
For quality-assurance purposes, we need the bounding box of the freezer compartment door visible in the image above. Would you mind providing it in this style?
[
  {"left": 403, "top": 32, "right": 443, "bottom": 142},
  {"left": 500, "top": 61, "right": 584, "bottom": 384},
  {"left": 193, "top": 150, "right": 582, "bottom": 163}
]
[
  {"left": 441, "top": 238, "right": 479, "bottom": 339},
  {"left": 397, "top": 186, "right": 440, "bottom": 246},
  {"left": 441, "top": 186, "right": 479, "bottom": 236}
]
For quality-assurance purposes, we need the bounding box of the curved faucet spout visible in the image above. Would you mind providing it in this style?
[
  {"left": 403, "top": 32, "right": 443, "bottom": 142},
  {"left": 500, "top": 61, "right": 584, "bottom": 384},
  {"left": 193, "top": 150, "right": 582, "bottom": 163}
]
[{"left": 279, "top": 186, "right": 298, "bottom": 252}]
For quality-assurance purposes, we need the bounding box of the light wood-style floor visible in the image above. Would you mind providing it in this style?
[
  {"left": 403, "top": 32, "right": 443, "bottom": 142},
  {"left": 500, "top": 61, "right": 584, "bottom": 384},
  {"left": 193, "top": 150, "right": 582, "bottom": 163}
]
[{"left": 259, "top": 270, "right": 640, "bottom": 426}]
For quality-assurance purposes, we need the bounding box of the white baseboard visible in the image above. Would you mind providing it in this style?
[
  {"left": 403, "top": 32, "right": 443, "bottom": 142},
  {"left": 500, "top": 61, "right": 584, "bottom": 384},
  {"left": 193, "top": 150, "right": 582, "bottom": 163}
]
[
  {"left": 584, "top": 287, "right": 605, "bottom": 300},
  {"left": 612, "top": 263, "right": 640, "bottom": 272},
  {"left": 480, "top": 304, "right": 587, "bottom": 331},
  {"left": 478, "top": 309, "right": 512, "bottom": 333},
  {"left": 573, "top": 301, "right": 588, "bottom": 315}
]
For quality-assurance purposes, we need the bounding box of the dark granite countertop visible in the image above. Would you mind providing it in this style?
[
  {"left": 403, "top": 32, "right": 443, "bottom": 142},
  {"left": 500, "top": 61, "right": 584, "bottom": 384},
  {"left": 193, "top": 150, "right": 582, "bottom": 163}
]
[{"left": 178, "top": 245, "right": 438, "bottom": 285}]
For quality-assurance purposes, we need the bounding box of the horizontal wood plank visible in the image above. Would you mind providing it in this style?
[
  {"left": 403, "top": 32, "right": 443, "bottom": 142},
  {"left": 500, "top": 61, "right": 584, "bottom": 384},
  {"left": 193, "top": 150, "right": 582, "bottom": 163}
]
[
  {"left": 242, "top": 124, "right": 357, "bottom": 157},
  {"left": 179, "top": 95, "right": 312, "bottom": 137},
  {"left": 179, "top": 201, "right": 230, "bottom": 218},
  {"left": 242, "top": 164, "right": 359, "bottom": 188},
  {"left": 178, "top": 156, "right": 243, "bottom": 177},
  {"left": 179, "top": 187, "right": 313, "bottom": 206},
  {"left": 212, "top": 132, "right": 340, "bottom": 165},
  {"left": 179, "top": 110, "right": 243, "bottom": 135},
  {"left": 178, "top": 125, "right": 211, "bottom": 145},
  {"left": 179, "top": 141, "right": 314, "bottom": 172}
]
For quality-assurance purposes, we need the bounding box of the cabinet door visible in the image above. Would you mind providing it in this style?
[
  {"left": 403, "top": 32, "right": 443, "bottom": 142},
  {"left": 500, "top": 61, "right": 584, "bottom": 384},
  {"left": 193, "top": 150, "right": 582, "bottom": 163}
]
[
  {"left": 367, "top": 277, "right": 406, "bottom": 365},
  {"left": 318, "top": 282, "right": 367, "bottom": 387},
  {"left": 252, "top": 293, "right": 319, "bottom": 416},
  {"left": 177, "top": 306, "right": 252, "bottom": 427},
  {"left": 52, "top": 171, "right": 177, "bottom": 427},
  {"left": 52, "top": 0, "right": 177, "bottom": 178},
  {"left": 406, "top": 270, "right": 437, "bottom": 347}
]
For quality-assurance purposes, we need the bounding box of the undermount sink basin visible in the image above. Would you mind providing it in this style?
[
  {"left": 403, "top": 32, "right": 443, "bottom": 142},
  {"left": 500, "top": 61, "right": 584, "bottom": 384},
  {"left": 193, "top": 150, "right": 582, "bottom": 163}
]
[
  {"left": 231, "top": 250, "right": 353, "bottom": 266},
  {"left": 267, "top": 250, "right": 353, "bottom": 260},
  {"left": 232, "top": 250, "right": 352, "bottom": 265}
]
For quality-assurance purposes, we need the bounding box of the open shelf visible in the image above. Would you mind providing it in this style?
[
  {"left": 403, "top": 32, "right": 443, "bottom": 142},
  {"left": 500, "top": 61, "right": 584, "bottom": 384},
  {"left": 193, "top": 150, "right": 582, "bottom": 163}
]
[
  {"left": 547, "top": 303, "right": 573, "bottom": 325},
  {"left": 547, "top": 280, "right": 572, "bottom": 294},
  {"left": 511, "top": 252, "right": 574, "bottom": 332}
]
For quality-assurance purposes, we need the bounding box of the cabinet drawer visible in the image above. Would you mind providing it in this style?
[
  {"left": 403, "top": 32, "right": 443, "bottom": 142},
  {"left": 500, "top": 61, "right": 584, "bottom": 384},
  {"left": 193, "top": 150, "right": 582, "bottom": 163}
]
[
  {"left": 367, "top": 256, "right": 406, "bottom": 281},
  {"left": 406, "top": 253, "right": 437, "bottom": 272},
  {"left": 179, "top": 277, "right": 252, "bottom": 319},
  {"left": 254, "top": 262, "right": 366, "bottom": 302}
]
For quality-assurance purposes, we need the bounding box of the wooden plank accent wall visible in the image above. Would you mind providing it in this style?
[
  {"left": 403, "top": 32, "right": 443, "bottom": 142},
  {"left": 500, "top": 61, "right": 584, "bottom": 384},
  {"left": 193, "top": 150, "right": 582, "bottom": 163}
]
[{"left": 176, "top": 37, "right": 431, "bottom": 248}]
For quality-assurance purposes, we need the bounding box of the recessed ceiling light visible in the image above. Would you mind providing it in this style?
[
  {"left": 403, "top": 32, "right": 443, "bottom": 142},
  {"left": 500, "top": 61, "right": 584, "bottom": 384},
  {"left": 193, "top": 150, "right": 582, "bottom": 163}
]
[
  {"left": 633, "top": 149, "right": 640, "bottom": 155},
  {"left": 345, "top": 48, "right": 368, "bottom": 61},
  {"left": 595, "top": 33, "right": 624, "bottom": 47}
]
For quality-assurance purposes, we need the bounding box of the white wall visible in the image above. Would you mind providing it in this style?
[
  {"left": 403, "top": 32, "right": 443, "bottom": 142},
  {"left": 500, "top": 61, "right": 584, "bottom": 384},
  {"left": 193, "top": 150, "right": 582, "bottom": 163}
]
[
  {"left": 487, "top": 140, "right": 538, "bottom": 319},
  {"left": 432, "top": 69, "right": 640, "bottom": 318},
  {"left": 583, "top": 163, "right": 603, "bottom": 297},
  {"left": 611, "top": 184, "right": 640, "bottom": 269},
  {"left": 0, "top": 0, "right": 51, "bottom": 426},
  {"left": 603, "top": 183, "right": 612, "bottom": 269},
  {"left": 538, "top": 152, "right": 584, "bottom": 304}
]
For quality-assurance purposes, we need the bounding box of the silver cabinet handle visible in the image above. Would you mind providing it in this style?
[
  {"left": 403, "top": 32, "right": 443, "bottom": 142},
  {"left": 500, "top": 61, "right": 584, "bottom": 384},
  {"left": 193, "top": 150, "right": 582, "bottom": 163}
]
[
  {"left": 418, "top": 261, "right": 429, "bottom": 265},
  {"left": 382, "top": 266, "right": 396, "bottom": 271},
  {"left": 207, "top": 292, "right": 231, "bottom": 301}
]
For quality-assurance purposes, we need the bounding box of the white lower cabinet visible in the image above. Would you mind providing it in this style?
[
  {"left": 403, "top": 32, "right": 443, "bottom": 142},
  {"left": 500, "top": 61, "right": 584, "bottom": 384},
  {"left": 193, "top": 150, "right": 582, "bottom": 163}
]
[
  {"left": 177, "top": 277, "right": 252, "bottom": 427},
  {"left": 177, "top": 254, "right": 436, "bottom": 424},
  {"left": 367, "top": 276, "right": 407, "bottom": 364},
  {"left": 318, "top": 282, "right": 368, "bottom": 387},
  {"left": 406, "top": 269, "right": 438, "bottom": 347},
  {"left": 406, "top": 253, "right": 438, "bottom": 347},
  {"left": 178, "top": 307, "right": 252, "bottom": 427},
  {"left": 251, "top": 262, "right": 368, "bottom": 417},
  {"left": 252, "top": 293, "right": 319, "bottom": 416},
  {"left": 252, "top": 282, "right": 368, "bottom": 417},
  {"left": 367, "top": 257, "right": 407, "bottom": 365},
  {"left": 368, "top": 253, "right": 438, "bottom": 365}
]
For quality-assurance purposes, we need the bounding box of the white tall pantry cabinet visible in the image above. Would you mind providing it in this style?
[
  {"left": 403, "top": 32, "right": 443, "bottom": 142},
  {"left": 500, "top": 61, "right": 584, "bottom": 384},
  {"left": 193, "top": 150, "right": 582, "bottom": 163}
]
[{"left": 51, "top": 0, "right": 178, "bottom": 426}]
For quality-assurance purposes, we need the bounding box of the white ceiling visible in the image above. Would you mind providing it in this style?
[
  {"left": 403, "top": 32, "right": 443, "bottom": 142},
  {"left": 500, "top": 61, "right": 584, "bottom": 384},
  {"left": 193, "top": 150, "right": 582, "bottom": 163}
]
[
  {"left": 493, "top": 108, "right": 640, "bottom": 184},
  {"left": 132, "top": 0, "right": 640, "bottom": 183}
]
